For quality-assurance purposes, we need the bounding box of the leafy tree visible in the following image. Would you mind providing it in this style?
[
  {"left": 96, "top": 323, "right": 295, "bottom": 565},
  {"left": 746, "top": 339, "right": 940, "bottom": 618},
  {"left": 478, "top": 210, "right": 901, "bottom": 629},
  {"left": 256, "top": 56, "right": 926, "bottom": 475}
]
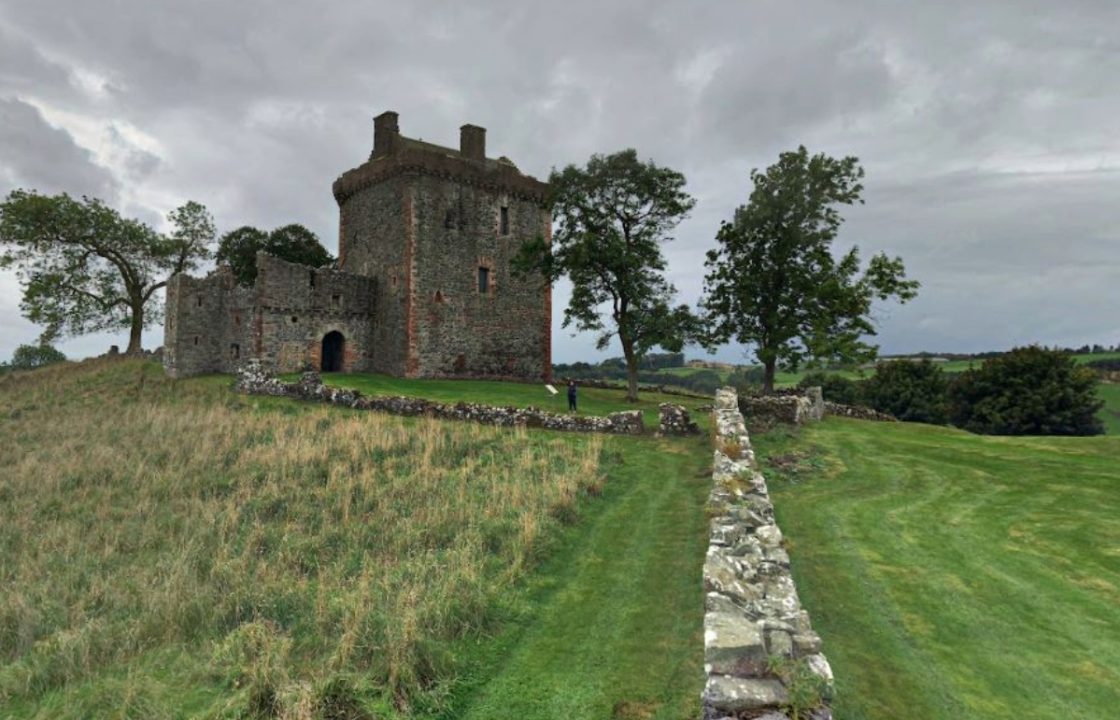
[
  {"left": 515, "top": 149, "right": 697, "bottom": 401},
  {"left": 9, "top": 343, "right": 67, "bottom": 370},
  {"left": 217, "top": 223, "right": 333, "bottom": 286},
  {"left": 948, "top": 346, "right": 1103, "bottom": 436},
  {"left": 862, "top": 359, "right": 948, "bottom": 424},
  {"left": 0, "top": 191, "right": 214, "bottom": 353},
  {"left": 701, "top": 146, "right": 919, "bottom": 392}
]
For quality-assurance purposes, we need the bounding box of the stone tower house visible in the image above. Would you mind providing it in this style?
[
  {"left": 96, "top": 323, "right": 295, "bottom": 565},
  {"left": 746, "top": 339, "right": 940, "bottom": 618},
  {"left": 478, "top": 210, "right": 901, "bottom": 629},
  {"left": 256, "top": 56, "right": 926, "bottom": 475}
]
[{"left": 163, "top": 111, "right": 552, "bottom": 380}]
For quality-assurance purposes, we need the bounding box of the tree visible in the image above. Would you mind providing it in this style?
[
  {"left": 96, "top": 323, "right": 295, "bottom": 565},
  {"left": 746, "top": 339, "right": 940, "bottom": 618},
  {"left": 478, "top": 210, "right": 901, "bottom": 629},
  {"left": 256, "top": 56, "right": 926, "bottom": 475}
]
[
  {"left": 9, "top": 342, "right": 67, "bottom": 370},
  {"left": 217, "top": 223, "right": 333, "bottom": 286},
  {"left": 862, "top": 359, "right": 948, "bottom": 424},
  {"left": 701, "top": 146, "right": 919, "bottom": 392},
  {"left": 515, "top": 149, "right": 697, "bottom": 401},
  {"left": 0, "top": 191, "right": 214, "bottom": 353},
  {"left": 948, "top": 346, "right": 1103, "bottom": 436}
]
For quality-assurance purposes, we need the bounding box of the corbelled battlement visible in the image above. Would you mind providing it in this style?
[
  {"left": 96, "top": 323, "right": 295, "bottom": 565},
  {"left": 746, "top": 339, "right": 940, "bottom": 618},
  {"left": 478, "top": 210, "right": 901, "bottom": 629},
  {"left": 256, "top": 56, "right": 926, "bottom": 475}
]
[{"left": 333, "top": 111, "right": 549, "bottom": 205}]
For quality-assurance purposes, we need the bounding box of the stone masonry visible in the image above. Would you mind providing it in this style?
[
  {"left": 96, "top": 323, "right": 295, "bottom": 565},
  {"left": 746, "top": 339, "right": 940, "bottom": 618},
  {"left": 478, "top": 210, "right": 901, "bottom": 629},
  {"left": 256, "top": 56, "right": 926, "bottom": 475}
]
[
  {"left": 233, "top": 360, "right": 643, "bottom": 435},
  {"left": 165, "top": 111, "right": 551, "bottom": 381},
  {"left": 703, "top": 387, "right": 833, "bottom": 719}
]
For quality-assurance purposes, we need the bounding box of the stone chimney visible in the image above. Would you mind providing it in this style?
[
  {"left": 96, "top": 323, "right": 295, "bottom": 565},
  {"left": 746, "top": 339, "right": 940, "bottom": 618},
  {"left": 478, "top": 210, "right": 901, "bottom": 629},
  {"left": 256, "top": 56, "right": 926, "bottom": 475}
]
[
  {"left": 460, "top": 124, "right": 486, "bottom": 161},
  {"left": 372, "top": 111, "right": 400, "bottom": 158}
]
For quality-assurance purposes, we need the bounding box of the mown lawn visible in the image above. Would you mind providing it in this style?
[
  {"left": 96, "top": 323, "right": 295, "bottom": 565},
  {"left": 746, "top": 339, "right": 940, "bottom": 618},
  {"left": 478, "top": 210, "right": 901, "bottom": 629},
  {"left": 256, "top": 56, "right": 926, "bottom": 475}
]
[
  {"left": 751, "top": 418, "right": 1120, "bottom": 720},
  {"left": 0, "top": 360, "right": 708, "bottom": 719}
]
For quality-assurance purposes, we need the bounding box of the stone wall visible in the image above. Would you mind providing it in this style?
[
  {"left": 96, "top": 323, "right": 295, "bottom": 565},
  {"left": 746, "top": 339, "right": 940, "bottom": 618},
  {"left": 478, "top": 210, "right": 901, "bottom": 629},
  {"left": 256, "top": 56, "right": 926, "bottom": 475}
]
[
  {"left": 234, "top": 360, "right": 643, "bottom": 434},
  {"left": 822, "top": 401, "right": 897, "bottom": 422},
  {"left": 408, "top": 174, "right": 551, "bottom": 379},
  {"left": 737, "top": 387, "right": 824, "bottom": 426},
  {"left": 703, "top": 387, "right": 833, "bottom": 719},
  {"left": 164, "top": 255, "right": 376, "bottom": 378},
  {"left": 334, "top": 112, "right": 551, "bottom": 381}
]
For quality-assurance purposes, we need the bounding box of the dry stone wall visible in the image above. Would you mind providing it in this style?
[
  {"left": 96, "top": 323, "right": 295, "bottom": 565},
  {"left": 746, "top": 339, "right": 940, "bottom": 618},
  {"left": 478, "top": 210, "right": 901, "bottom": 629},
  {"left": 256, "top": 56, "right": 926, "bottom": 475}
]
[
  {"left": 703, "top": 387, "right": 833, "bottom": 719},
  {"left": 234, "top": 360, "right": 643, "bottom": 434},
  {"left": 737, "top": 387, "right": 824, "bottom": 426}
]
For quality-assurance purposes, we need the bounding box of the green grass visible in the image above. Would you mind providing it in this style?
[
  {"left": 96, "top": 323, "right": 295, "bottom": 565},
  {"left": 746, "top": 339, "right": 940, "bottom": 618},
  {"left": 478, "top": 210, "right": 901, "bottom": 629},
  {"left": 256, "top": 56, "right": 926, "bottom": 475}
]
[
  {"left": 1096, "top": 383, "right": 1120, "bottom": 435},
  {"left": 0, "top": 359, "right": 709, "bottom": 719},
  {"left": 311, "top": 372, "right": 712, "bottom": 431},
  {"left": 751, "top": 418, "right": 1120, "bottom": 720},
  {"left": 449, "top": 435, "right": 710, "bottom": 720}
]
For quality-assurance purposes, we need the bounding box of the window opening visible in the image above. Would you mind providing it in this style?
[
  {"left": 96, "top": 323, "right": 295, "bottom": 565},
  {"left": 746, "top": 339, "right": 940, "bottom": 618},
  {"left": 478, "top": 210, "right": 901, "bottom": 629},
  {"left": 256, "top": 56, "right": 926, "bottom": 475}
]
[
  {"left": 230, "top": 344, "right": 240, "bottom": 359},
  {"left": 500, "top": 206, "right": 509, "bottom": 235},
  {"left": 478, "top": 266, "right": 490, "bottom": 294},
  {"left": 331, "top": 294, "right": 342, "bottom": 310}
]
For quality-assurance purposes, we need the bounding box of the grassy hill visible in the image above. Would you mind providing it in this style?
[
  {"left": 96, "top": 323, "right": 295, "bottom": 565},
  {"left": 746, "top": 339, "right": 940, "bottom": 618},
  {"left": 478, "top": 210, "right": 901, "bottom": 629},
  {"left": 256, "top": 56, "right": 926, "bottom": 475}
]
[
  {"left": 0, "top": 360, "right": 709, "bottom": 719},
  {"left": 751, "top": 418, "right": 1120, "bottom": 720}
]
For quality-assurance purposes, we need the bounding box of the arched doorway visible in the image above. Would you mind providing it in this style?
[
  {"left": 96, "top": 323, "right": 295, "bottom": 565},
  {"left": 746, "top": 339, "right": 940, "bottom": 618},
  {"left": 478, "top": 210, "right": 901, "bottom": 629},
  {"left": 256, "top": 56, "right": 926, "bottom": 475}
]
[{"left": 321, "top": 331, "right": 344, "bottom": 372}]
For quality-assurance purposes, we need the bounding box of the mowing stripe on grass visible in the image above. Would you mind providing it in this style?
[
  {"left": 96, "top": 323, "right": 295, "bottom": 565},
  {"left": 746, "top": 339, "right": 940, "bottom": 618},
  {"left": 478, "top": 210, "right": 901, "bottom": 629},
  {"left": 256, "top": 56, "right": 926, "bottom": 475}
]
[
  {"left": 754, "top": 418, "right": 1120, "bottom": 720},
  {"left": 452, "top": 435, "right": 710, "bottom": 720}
]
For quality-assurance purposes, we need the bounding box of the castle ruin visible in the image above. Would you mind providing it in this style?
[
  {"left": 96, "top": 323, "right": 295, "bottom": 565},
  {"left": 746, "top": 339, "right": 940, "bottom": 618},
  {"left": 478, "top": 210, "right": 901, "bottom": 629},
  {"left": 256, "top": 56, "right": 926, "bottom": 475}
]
[{"left": 163, "top": 111, "right": 552, "bottom": 380}]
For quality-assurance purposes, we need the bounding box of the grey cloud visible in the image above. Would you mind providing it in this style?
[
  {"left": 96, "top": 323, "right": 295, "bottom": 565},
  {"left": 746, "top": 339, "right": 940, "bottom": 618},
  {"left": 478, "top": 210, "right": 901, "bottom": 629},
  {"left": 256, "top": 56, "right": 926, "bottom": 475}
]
[
  {"left": 0, "top": 97, "right": 118, "bottom": 199},
  {"left": 0, "top": 0, "right": 1117, "bottom": 362}
]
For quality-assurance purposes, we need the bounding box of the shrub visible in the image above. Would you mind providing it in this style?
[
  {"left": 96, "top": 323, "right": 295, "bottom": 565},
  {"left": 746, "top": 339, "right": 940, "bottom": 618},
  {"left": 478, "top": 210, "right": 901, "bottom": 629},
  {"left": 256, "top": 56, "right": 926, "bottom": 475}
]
[
  {"left": 861, "top": 360, "right": 948, "bottom": 424},
  {"left": 9, "top": 343, "right": 67, "bottom": 370},
  {"left": 948, "top": 346, "right": 1104, "bottom": 436},
  {"left": 798, "top": 371, "right": 864, "bottom": 406}
]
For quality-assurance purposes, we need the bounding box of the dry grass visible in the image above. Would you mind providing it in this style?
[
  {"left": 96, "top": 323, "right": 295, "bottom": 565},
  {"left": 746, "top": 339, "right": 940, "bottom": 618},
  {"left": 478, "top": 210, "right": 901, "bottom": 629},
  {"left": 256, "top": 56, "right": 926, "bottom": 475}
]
[{"left": 0, "top": 359, "right": 604, "bottom": 717}]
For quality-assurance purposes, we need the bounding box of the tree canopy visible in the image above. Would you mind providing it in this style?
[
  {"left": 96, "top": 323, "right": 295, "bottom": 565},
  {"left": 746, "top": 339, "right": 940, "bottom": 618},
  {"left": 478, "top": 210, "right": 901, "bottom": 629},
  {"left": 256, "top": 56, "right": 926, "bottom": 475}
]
[
  {"left": 216, "top": 223, "right": 333, "bottom": 286},
  {"left": 701, "top": 146, "right": 919, "bottom": 392},
  {"left": 515, "top": 149, "right": 696, "bottom": 400},
  {"left": 949, "top": 346, "right": 1103, "bottom": 435},
  {"left": 5, "top": 343, "right": 67, "bottom": 372},
  {"left": 0, "top": 191, "right": 214, "bottom": 353}
]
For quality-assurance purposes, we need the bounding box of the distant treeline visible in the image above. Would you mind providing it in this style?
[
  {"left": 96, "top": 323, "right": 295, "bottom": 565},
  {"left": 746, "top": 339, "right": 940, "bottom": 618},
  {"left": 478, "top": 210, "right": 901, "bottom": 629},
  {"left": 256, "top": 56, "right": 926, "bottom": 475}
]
[{"left": 884, "top": 344, "right": 1119, "bottom": 361}]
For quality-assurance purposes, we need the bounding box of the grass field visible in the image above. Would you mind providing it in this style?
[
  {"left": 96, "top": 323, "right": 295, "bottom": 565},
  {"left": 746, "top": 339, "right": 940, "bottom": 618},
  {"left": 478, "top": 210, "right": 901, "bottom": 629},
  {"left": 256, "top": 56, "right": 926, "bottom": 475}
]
[
  {"left": 751, "top": 418, "right": 1120, "bottom": 720},
  {"left": 0, "top": 360, "right": 709, "bottom": 719}
]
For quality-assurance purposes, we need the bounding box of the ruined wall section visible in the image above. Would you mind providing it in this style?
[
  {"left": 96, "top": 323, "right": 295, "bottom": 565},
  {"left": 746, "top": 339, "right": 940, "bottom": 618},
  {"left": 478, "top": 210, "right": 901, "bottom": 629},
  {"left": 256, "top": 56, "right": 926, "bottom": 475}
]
[
  {"left": 164, "top": 255, "right": 376, "bottom": 378},
  {"left": 163, "top": 268, "right": 253, "bottom": 378},
  {"left": 336, "top": 175, "right": 410, "bottom": 376},
  {"left": 409, "top": 174, "right": 551, "bottom": 380},
  {"left": 253, "top": 254, "right": 376, "bottom": 374}
]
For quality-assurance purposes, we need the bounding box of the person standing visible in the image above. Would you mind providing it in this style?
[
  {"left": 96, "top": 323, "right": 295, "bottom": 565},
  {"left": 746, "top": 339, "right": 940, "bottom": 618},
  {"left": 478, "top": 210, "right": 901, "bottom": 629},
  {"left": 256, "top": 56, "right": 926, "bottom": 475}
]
[{"left": 567, "top": 379, "right": 578, "bottom": 413}]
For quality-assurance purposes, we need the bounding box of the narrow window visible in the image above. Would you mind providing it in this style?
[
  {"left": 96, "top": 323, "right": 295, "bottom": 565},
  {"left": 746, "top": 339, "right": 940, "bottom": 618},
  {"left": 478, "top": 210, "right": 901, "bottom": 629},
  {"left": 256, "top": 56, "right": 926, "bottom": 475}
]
[
  {"left": 193, "top": 336, "right": 199, "bottom": 346},
  {"left": 291, "top": 315, "right": 299, "bottom": 324},
  {"left": 478, "top": 266, "right": 490, "bottom": 294},
  {"left": 500, "top": 206, "right": 509, "bottom": 235},
  {"left": 309, "top": 271, "right": 316, "bottom": 288},
  {"left": 331, "top": 294, "right": 342, "bottom": 310},
  {"left": 445, "top": 208, "right": 457, "bottom": 229},
  {"left": 230, "top": 343, "right": 240, "bottom": 359},
  {"left": 196, "top": 295, "right": 203, "bottom": 307}
]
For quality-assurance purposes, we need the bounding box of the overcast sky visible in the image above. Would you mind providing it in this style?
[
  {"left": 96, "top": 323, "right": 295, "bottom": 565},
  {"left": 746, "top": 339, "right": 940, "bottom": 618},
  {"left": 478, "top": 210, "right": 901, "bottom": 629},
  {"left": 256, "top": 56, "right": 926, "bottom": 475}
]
[{"left": 1, "top": 0, "right": 1118, "bottom": 364}]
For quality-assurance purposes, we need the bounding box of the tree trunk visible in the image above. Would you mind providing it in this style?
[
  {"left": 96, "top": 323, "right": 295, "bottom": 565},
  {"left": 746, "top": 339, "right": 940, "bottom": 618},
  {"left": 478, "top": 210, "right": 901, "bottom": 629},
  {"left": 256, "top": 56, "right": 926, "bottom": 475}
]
[
  {"left": 126, "top": 305, "right": 144, "bottom": 354},
  {"left": 621, "top": 338, "right": 640, "bottom": 402},
  {"left": 763, "top": 358, "right": 776, "bottom": 394}
]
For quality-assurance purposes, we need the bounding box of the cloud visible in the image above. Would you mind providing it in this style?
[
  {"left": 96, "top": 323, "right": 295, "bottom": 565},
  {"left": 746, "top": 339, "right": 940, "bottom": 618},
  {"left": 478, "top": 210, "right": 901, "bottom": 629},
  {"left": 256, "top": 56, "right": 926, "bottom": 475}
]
[
  {"left": 0, "top": 97, "right": 119, "bottom": 199},
  {"left": 0, "top": 0, "right": 1117, "bottom": 363}
]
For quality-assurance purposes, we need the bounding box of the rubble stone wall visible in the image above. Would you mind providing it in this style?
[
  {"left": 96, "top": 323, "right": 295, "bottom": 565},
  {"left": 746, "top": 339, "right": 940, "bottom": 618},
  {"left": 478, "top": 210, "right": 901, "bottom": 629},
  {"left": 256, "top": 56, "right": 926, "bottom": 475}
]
[
  {"left": 234, "top": 360, "right": 643, "bottom": 435},
  {"left": 737, "top": 387, "right": 824, "bottom": 426},
  {"left": 703, "top": 387, "right": 833, "bottom": 719}
]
